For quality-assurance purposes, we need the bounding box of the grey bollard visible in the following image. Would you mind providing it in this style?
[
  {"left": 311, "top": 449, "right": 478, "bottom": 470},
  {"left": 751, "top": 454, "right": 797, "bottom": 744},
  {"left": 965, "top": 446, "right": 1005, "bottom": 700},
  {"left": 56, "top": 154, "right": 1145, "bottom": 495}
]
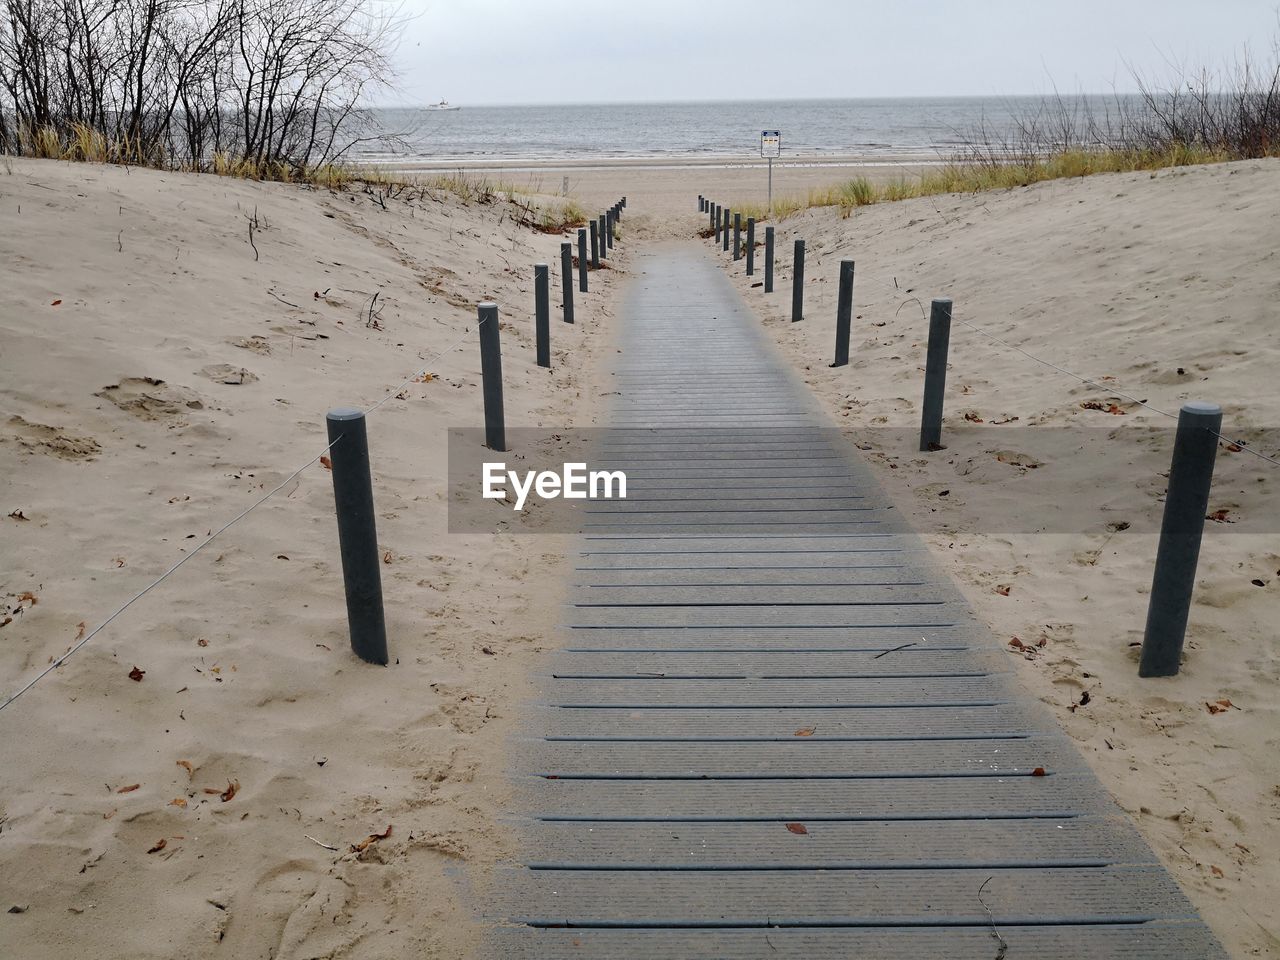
[
  {"left": 577, "top": 228, "right": 588, "bottom": 292},
  {"left": 709, "top": 201, "right": 716, "bottom": 231},
  {"left": 534, "top": 263, "right": 550, "bottom": 368},
  {"left": 589, "top": 220, "right": 599, "bottom": 268},
  {"left": 699, "top": 195, "right": 705, "bottom": 212},
  {"left": 722, "top": 209, "right": 730, "bottom": 252},
  {"left": 560, "top": 242, "right": 575, "bottom": 324},
  {"left": 713, "top": 203, "right": 721, "bottom": 240},
  {"left": 477, "top": 301, "right": 506, "bottom": 451},
  {"left": 1138, "top": 402, "right": 1223, "bottom": 677},
  {"left": 764, "top": 226, "right": 775, "bottom": 292},
  {"left": 746, "top": 218, "right": 756, "bottom": 275},
  {"left": 832, "top": 259, "right": 855, "bottom": 367},
  {"left": 598, "top": 214, "right": 608, "bottom": 260},
  {"left": 918, "top": 299, "right": 953, "bottom": 451},
  {"left": 733, "top": 212, "right": 742, "bottom": 261},
  {"left": 621, "top": 196, "right": 626, "bottom": 208},
  {"left": 791, "top": 239, "right": 805, "bottom": 321},
  {"left": 606, "top": 208, "right": 615, "bottom": 248},
  {"left": 325, "top": 408, "right": 389, "bottom": 666}
]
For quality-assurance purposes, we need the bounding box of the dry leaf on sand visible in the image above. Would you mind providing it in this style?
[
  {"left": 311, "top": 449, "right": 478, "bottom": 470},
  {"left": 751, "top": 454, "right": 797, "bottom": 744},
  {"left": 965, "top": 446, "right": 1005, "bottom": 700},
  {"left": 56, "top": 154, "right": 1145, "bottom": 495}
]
[{"left": 351, "top": 825, "right": 392, "bottom": 853}]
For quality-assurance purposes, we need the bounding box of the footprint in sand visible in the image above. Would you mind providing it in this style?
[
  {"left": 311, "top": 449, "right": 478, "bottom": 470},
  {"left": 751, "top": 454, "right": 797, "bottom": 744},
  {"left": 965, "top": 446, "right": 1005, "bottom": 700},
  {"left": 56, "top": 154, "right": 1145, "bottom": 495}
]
[
  {"left": 993, "top": 449, "right": 1044, "bottom": 471},
  {"left": 229, "top": 336, "right": 272, "bottom": 355},
  {"left": 199, "top": 364, "right": 259, "bottom": 385},
  {"left": 6, "top": 414, "right": 101, "bottom": 460},
  {"left": 96, "top": 377, "right": 203, "bottom": 419}
]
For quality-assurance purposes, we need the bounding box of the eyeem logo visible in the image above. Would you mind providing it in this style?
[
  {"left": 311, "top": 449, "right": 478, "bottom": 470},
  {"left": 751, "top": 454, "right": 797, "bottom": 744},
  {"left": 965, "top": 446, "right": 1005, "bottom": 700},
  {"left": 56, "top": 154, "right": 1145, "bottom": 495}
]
[{"left": 483, "top": 462, "right": 627, "bottom": 512}]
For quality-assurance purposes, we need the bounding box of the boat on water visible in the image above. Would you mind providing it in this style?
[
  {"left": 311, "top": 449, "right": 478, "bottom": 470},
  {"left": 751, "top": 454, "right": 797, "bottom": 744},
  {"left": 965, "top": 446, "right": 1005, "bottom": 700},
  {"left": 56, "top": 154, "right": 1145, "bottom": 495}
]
[{"left": 426, "top": 99, "right": 460, "bottom": 111}]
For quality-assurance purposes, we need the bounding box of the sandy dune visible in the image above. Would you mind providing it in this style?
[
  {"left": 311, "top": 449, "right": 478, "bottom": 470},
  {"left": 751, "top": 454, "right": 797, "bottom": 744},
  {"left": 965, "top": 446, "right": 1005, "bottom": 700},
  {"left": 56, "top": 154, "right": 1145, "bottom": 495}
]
[{"left": 0, "top": 158, "right": 622, "bottom": 958}]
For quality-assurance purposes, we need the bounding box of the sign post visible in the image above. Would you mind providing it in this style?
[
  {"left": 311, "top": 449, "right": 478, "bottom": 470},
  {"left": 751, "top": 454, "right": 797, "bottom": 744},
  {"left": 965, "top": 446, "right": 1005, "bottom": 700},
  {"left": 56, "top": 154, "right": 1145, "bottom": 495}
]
[{"left": 760, "top": 130, "right": 781, "bottom": 214}]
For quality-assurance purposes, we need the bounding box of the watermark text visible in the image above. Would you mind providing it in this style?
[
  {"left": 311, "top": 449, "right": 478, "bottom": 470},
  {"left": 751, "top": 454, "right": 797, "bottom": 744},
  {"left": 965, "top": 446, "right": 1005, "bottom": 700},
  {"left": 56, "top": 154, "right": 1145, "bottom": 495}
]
[{"left": 483, "top": 462, "right": 627, "bottom": 511}]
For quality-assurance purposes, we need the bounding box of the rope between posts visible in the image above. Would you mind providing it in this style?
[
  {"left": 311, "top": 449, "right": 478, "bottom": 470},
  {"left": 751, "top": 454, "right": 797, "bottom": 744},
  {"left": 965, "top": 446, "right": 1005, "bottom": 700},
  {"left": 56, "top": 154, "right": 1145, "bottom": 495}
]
[
  {"left": 0, "top": 442, "right": 340, "bottom": 712},
  {"left": 363, "top": 316, "right": 487, "bottom": 416},
  {"left": 0, "top": 315, "right": 490, "bottom": 713}
]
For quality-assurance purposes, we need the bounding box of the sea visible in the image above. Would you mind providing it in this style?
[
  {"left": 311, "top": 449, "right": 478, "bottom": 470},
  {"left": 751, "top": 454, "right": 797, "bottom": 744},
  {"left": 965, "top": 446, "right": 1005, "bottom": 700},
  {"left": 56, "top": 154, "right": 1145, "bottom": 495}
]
[{"left": 351, "top": 95, "right": 1140, "bottom": 166}]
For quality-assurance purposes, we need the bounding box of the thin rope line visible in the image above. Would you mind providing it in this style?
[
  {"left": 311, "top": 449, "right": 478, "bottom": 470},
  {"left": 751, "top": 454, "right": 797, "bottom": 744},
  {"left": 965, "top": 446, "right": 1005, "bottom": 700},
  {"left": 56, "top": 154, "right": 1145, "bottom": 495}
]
[
  {"left": 948, "top": 313, "right": 1182, "bottom": 418},
  {"left": 1, "top": 314, "right": 492, "bottom": 713},
  {"left": 0, "top": 440, "right": 339, "bottom": 712},
  {"left": 363, "top": 314, "right": 486, "bottom": 415}
]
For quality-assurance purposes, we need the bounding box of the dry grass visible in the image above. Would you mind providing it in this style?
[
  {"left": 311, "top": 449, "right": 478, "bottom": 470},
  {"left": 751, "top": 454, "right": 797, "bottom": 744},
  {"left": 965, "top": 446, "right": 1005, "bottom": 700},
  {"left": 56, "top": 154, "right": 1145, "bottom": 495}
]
[
  {"left": 6, "top": 125, "right": 585, "bottom": 230},
  {"left": 729, "top": 144, "right": 1240, "bottom": 221},
  {"left": 538, "top": 199, "right": 590, "bottom": 232}
]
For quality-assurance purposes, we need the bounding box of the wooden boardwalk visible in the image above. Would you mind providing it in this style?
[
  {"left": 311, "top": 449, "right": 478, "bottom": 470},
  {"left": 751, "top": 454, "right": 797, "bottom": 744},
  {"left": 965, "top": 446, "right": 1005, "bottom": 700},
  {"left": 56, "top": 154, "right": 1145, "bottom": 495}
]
[{"left": 484, "top": 247, "right": 1224, "bottom": 957}]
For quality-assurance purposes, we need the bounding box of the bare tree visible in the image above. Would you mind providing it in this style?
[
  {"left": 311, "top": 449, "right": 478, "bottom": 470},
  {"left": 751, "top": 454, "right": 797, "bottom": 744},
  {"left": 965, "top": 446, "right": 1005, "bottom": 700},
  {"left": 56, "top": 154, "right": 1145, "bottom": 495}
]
[{"left": 0, "top": 0, "right": 402, "bottom": 174}]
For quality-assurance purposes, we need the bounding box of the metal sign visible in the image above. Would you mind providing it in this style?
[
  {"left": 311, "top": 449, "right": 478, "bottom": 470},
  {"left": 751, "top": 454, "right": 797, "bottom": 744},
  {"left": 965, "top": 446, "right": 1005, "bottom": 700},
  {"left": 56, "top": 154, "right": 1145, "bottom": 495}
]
[{"left": 761, "top": 130, "right": 781, "bottom": 212}]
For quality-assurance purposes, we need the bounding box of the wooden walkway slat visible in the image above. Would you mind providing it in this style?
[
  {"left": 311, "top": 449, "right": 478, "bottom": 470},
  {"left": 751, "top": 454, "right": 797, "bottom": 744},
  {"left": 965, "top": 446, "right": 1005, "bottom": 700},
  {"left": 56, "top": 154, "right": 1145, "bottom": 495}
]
[
  {"left": 485, "top": 922, "right": 1225, "bottom": 959},
  {"left": 510, "top": 736, "right": 1088, "bottom": 778},
  {"left": 514, "top": 773, "right": 1117, "bottom": 821},
  {"left": 537, "top": 675, "right": 1013, "bottom": 707},
  {"left": 549, "top": 649, "right": 1010, "bottom": 677},
  {"left": 494, "top": 866, "right": 1197, "bottom": 925},
  {"left": 484, "top": 247, "right": 1224, "bottom": 957},
  {"left": 569, "top": 583, "right": 952, "bottom": 604},
  {"left": 515, "top": 815, "right": 1157, "bottom": 868},
  {"left": 572, "top": 566, "right": 929, "bottom": 585},
  {"left": 532, "top": 704, "right": 1058, "bottom": 739}
]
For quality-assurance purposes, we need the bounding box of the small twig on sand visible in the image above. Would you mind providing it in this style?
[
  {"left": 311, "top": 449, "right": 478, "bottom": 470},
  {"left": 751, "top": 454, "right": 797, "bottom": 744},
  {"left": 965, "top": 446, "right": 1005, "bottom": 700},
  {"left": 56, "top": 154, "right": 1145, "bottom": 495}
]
[
  {"left": 245, "top": 206, "right": 261, "bottom": 261},
  {"left": 977, "top": 876, "right": 1009, "bottom": 960},
  {"left": 873, "top": 640, "right": 919, "bottom": 660},
  {"left": 1086, "top": 530, "right": 1118, "bottom": 566},
  {"left": 365, "top": 290, "right": 384, "bottom": 330},
  {"left": 894, "top": 297, "right": 927, "bottom": 322},
  {"left": 268, "top": 289, "right": 302, "bottom": 310},
  {"left": 304, "top": 835, "right": 339, "bottom": 851}
]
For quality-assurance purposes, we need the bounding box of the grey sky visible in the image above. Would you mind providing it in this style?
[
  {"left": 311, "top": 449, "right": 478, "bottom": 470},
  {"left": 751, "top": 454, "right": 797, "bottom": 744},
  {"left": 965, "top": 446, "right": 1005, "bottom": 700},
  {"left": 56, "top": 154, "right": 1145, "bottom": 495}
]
[{"left": 386, "top": 0, "right": 1277, "bottom": 105}]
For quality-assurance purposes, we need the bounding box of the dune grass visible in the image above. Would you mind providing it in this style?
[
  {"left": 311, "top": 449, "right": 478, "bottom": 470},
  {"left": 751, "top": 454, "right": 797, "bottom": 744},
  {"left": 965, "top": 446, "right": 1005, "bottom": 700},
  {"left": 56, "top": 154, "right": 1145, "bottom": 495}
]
[
  {"left": 530, "top": 198, "right": 591, "bottom": 232},
  {"left": 727, "top": 143, "right": 1242, "bottom": 222},
  {"left": 6, "top": 122, "right": 586, "bottom": 230},
  {"left": 360, "top": 168, "right": 587, "bottom": 228}
]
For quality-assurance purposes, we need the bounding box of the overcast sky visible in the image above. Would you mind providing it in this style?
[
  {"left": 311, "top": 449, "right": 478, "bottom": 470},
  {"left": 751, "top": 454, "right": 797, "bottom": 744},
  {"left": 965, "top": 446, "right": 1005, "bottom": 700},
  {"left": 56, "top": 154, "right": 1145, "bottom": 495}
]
[{"left": 385, "top": 0, "right": 1277, "bottom": 105}]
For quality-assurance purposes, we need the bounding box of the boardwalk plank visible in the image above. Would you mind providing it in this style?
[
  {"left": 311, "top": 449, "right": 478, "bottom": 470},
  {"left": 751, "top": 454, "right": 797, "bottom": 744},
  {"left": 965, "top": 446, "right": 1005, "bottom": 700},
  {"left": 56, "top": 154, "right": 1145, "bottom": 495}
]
[
  {"left": 484, "top": 922, "right": 1227, "bottom": 959},
  {"left": 516, "top": 816, "right": 1155, "bottom": 868}
]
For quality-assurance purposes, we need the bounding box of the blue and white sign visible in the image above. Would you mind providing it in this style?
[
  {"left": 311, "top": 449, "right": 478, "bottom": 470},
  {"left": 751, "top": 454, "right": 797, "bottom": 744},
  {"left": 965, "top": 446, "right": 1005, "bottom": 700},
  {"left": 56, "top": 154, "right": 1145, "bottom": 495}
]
[{"left": 760, "top": 130, "right": 781, "bottom": 158}]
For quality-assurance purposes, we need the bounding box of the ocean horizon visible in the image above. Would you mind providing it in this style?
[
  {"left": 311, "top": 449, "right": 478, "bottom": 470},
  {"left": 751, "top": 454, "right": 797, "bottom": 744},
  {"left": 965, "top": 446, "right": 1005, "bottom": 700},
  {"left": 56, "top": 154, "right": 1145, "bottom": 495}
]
[{"left": 353, "top": 94, "right": 1146, "bottom": 165}]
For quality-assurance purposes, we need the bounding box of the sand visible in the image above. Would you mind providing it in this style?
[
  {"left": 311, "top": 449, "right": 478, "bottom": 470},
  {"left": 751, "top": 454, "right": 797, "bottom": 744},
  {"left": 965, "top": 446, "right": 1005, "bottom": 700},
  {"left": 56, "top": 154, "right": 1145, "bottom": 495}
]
[
  {"left": 705, "top": 158, "right": 1280, "bottom": 957},
  {"left": 2, "top": 152, "right": 1277, "bottom": 959},
  {"left": 0, "top": 157, "right": 624, "bottom": 958},
  {"left": 388, "top": 155, "right": 934, "bottom": 220}
]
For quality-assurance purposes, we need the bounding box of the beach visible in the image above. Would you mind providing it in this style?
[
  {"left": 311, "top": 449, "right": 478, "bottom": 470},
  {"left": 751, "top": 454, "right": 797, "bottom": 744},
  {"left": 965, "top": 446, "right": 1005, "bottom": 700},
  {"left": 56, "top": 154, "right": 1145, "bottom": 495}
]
[
  {"left": 387, "top": 155, "right": 935, "bottom": 219},
  {"left": 1, "top": 152, "right": 1278, "bottom": 958}
]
